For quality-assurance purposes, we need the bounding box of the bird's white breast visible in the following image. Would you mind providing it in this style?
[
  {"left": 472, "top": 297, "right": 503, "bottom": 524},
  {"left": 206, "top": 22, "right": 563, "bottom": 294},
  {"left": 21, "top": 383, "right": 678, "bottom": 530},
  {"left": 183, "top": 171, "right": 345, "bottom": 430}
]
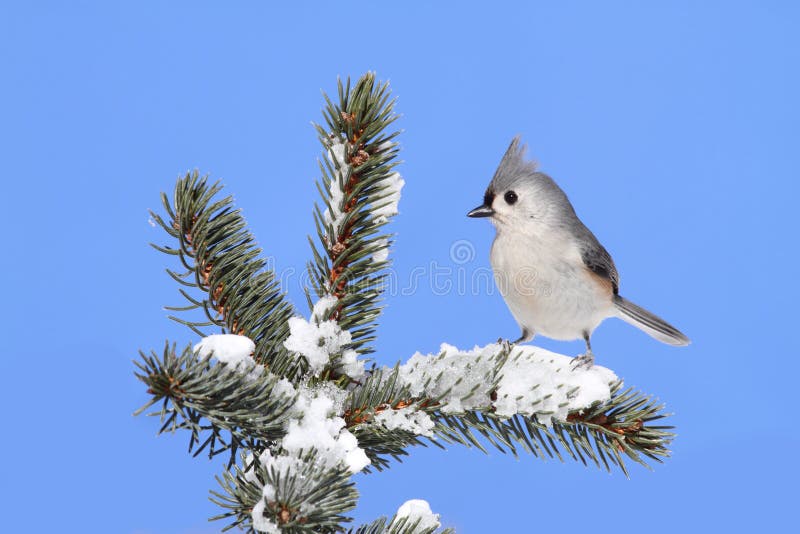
[{"left": 490, "top": 229, "right": 614, "bottom": 341}]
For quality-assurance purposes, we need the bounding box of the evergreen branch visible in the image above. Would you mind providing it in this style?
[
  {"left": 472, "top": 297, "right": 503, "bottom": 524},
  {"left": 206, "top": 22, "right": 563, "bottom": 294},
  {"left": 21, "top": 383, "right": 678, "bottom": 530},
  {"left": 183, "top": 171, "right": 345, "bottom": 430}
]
[
  {"left": 211, "top": 450, "right": 358, "bottom": 533},
  {"left": 344, "top": 367, "right": 441, "bottom": 472},
  {"left": 308, "top": 73, "right": 402, "bottom": 356},
  {"left": 135, "top": 72, "right": 678, "bottom": 532},
  {"left": 351, "top": 516, "right": 454, "bottom": 534},
  {"left": 342, "top": 356, "right": 672, "bottom": 476},
  {"left": 133, "top": 343, "right": 296, "bottom": 462},
  {"left": 350, "top": 518, "right": 392, "bottom": 534},
  {"left": 149, "top": 172, "right": 299, "bottom": 377},
  {"left": 428, "top": 382, "right": 673, "bottom": 477}
]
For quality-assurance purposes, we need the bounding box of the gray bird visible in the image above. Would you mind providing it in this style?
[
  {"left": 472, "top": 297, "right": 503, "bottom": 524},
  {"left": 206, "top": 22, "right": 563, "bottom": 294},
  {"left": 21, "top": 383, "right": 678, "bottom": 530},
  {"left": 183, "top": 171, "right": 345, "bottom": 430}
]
[{"left": 468, "top": 137, "right": 689, "bottom": 367}]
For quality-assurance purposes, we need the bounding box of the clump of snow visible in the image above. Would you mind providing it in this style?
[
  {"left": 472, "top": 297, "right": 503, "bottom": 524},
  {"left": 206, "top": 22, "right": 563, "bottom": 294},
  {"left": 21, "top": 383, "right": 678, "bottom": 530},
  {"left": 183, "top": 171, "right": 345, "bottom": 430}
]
[
  {"left": 336, "top": 348, "right": 365, "bottom": 380},
  {"left": 282, "top": 387, "right": 370, "bottom": 473},
  {"left": 395, "top": 343, "right": 617, "bottom": 426},
  {"left": 193, "top": 334, "right": 261, "bottom": 381},
  {"left": 194, "top": 333, "right": 255, "bottom": 366},
  {"left": 297, "top": 382, "right": 348, "bottom": 416},
  {"left": 493, "top": 346, "right": 617, "bottom": 424},
  {"left": 323, "top": 138, "right": 351, "bottom": 231},
  {"left": 372, "top": 237, "right": 389, "bottom": 263},
  {"left": 284, "top": 317, "right": 346, "bottom": 374},
  {"left": 283, "top": 296, "right": 364, "bottom": 379},
  {"left": 392, "top": 499, "right": 440, "bottom": 532},
  {"left": 372, "top": 171, "right": 404, "bottom": 220},
  {"left": 328, "top": 139, "right": 348, "bottom": 168},
  {"left": 271, "top": 377, "right": 297, "bottom": 402},
  {"left": 311, "top": 294, "right": 338, "bottom": 322},
  {"left": 371, "top": 171, "right": 404, "bottom": 263},
  {"left": 397, "top": 343, "right": 497, "bottom": 413},
  {"left": 374, "top": 406, "right": 435, "bottom": 437}
]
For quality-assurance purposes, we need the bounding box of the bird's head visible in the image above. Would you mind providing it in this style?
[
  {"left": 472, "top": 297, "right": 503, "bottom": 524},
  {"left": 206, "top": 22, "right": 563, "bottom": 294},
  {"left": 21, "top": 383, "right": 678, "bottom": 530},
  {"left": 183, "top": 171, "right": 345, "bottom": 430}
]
[{"left": 468, "top": 136, "right": 570, "bottom": 234}]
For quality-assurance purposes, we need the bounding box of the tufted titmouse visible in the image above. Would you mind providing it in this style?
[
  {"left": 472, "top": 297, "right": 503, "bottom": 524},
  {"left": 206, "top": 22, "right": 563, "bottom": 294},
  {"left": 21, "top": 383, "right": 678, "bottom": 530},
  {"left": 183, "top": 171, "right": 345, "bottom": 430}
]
[{"left": 468, "top": 137, "right": 689, "bottom": 367}]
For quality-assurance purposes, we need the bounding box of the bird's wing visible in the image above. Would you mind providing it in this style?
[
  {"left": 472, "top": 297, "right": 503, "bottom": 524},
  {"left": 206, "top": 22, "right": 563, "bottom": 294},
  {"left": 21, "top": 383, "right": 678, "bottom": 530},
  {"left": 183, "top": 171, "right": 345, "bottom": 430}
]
[{"left": 578, "top": 229, "right": 619, "bottom": 295}]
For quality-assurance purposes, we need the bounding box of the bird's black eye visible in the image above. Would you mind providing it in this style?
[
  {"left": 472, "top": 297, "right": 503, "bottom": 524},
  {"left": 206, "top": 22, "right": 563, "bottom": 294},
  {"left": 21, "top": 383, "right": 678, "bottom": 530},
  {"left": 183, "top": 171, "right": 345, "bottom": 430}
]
[{"left": 504, "top": 191, "right": 518, "bottom": 205}]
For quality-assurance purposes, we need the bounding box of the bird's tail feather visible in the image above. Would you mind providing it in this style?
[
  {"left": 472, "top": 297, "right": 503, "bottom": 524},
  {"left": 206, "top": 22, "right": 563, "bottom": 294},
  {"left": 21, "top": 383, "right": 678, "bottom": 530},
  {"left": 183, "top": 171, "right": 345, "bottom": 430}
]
[{"left": 613, "top": 295, "right": 690, "bottom": 346}]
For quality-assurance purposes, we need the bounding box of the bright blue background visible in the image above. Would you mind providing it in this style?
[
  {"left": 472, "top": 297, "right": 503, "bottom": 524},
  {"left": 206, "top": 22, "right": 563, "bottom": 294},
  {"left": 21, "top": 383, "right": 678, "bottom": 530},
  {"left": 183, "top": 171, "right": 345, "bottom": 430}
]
[{"left": 2, "top": 2, "right": 797, "bottom": 532}]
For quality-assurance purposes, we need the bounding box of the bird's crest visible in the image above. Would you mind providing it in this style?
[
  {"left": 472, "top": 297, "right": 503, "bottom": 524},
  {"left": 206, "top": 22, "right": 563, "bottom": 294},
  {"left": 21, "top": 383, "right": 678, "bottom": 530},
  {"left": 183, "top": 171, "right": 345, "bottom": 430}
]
[{"left": 489, "top": 136, "right": 539, "bottom": 192}]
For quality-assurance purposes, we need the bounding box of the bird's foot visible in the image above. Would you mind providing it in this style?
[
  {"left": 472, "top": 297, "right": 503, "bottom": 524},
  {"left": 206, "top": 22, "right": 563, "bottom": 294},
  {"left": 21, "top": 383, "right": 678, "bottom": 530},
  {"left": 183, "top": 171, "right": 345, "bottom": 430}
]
[
  {"left": 571, "top": 351, "right": 595, "bottom": 370},
  {"left": 497, "top": 337, "right": 513, "bottom": 353}
]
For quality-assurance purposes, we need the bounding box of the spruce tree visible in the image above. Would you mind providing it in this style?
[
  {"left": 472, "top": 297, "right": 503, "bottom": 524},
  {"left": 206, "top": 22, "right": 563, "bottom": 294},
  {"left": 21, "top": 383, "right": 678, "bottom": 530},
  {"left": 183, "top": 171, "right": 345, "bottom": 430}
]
[{"left": 135, "top": 72, "right": 674, "bottom": 533}]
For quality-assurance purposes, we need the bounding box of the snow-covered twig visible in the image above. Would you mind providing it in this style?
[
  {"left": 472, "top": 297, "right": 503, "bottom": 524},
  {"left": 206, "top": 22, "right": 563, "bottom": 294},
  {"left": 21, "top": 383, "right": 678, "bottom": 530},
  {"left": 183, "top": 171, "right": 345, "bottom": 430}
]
[{"left": 396, "top": 342, "right": 617, "bottom": 425}]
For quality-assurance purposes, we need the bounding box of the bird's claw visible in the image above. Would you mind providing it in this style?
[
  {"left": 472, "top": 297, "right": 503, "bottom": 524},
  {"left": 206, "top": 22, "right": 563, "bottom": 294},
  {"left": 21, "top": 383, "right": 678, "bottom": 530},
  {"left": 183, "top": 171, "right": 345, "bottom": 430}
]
[
  {"left": 497, "top": 337, "right": 513, "bottom": 353},
  {"left": 571, "top": 351, "right": 594, "bottom": 370}
]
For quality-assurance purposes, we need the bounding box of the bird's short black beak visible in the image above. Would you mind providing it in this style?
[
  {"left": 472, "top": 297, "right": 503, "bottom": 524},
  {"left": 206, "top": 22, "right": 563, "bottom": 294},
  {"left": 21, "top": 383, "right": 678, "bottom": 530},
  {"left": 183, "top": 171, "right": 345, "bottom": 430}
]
[{"left": 467, "top": 204, "right": 494, "bottom": 218}]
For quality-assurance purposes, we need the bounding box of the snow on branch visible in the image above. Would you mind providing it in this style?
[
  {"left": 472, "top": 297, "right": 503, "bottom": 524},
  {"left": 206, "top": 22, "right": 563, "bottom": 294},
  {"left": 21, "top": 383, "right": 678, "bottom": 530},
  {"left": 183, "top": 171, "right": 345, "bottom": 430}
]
[
  {"left": 322, "top": 137, "right": 351, "bottom": 236},
  {"left": 373, "top": 406, "right": 436, "bottom": 437},
  {"left": 321, "top": 129, "right": 404, "bottom": 265},
  {"left": 370, "top": 342, "right": 617, "bottom": 430},
  {"left": 193, "top": 331, "right": 369, "bottom": 467},
  {"left": 197, "top": 334, "right": 617, "bottom": 531},
  {"left": 194, "top": 333, "right": 262, "bottom": 382},
  {"left": 281, "top": 383, "right": 371, "bottom": 473},
  {"left": 283, "top": 295, "right": 366, "bottom": 379},
  {"left": 242, "top": 382, "right": 369, "bottom": 531},
  {"left": 391, "top": 499, "right": 441, "bottom": 533}
]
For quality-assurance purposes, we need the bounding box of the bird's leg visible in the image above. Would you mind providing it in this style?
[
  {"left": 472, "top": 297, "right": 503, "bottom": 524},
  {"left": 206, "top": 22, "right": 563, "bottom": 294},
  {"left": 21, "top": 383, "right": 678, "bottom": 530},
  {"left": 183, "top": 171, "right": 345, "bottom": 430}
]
[
  {"left": 497, "top": 329, "right": 532, "bottom": 353},
  {"left": 571, "top": 332, "right": 595, "bottom": 370},
  {"left": 511, "top": 328, "right": 532, "bottom": 345}
]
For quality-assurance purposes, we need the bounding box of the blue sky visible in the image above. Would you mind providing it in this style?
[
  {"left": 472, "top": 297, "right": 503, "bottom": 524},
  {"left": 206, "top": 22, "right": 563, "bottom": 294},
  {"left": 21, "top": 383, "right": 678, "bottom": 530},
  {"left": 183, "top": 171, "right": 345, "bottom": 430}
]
[{"left": 1, "top": 2, "right": 798, "bottom": 532}]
